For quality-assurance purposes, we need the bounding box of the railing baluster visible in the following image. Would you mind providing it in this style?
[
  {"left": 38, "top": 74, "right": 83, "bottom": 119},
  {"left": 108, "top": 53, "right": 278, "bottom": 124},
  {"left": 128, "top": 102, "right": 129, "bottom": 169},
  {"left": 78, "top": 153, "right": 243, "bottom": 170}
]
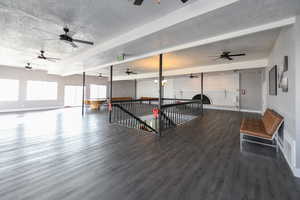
[{"left": 110, "top": 99, "right": 202, "bottom": 134}]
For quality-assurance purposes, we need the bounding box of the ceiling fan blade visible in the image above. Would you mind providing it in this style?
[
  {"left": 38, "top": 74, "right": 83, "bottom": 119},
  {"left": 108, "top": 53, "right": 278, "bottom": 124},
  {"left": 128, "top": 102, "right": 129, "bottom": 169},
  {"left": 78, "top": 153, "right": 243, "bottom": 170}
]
[
  {"left": 46, "top": 57, "right": 61, "bottom": 61},
  {"left": 73, "top": 39, "right": 94, "bottom": 45},
  {"left": 229, "top": 53, "right": 246, "bottom": 57},
  {"left": 134, "top": 0, "right": 143, "bottom": 5},
  {"left": 227, "top": 57, "right": 233, "bottom": 60}
]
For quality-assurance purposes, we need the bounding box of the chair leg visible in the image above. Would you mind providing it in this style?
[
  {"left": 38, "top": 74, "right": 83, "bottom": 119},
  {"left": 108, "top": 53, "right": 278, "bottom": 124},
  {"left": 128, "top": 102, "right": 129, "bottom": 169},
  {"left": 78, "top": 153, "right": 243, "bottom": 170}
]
[
  {"left": 240, "top": 133, "right": 243, "bottom": 152},
  {"left": 275, "top": 137, "right": 279, "bottom": 153}
]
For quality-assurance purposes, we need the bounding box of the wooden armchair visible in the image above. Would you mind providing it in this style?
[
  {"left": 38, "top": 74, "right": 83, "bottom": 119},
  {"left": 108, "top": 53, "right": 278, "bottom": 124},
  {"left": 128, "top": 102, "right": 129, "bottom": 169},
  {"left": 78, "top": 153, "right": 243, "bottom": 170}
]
[{"left": 240, "top": 109, "right": 283, "bottom": 152}]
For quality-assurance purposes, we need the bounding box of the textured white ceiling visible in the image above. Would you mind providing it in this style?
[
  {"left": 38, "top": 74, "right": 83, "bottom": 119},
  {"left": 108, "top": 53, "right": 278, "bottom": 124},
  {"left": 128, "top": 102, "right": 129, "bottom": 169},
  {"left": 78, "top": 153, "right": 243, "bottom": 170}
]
[
  {"left": 62, "top": 0, "right": 300, "bottom": 75},
  {"left": 87, "top": 27, "right": 281, "bottom": 76},
  {"left": 0, "top": 0, "right": 194, "bottom": 70},
  {"left": 0, "top": 0, "right": 299, "bottom": 75}
]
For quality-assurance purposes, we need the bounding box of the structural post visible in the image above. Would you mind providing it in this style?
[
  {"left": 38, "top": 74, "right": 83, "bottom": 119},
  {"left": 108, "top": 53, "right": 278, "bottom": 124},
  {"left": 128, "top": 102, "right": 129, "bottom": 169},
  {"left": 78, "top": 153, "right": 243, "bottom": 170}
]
[
  {"left": 201, "top": 72, "right": 204, "bottom": 114},
  {"left": 134, "top": 79, "right": 137, "bottom": 99},
  {"left": 158, "top": 54, "right": 163, "bottom": 136},
  {"left": 109, "top": 65, "right": 113, "bottom": 123},
  {"left": 82, "top": 72, "right": 86, "bottom": 116}
]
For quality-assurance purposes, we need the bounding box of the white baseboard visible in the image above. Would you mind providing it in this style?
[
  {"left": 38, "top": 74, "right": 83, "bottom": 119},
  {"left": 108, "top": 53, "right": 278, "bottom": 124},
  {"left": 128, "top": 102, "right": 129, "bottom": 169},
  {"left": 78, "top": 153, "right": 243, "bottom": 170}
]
[
  {"left": 278, "top": 131, "right": 300, "bottom": 178},
  {"left": 0, "top": 106, "right": 64, "bottom": 113},
  {"left": 293, "top": 167, "right": 300, "bottom": 177}
]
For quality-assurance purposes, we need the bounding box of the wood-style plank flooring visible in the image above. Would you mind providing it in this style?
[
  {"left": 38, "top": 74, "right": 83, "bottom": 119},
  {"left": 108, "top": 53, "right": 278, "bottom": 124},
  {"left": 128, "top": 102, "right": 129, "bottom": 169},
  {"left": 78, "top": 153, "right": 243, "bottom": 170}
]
[{"left": 0, "top": 108, "right": 299, "bottom": 200}]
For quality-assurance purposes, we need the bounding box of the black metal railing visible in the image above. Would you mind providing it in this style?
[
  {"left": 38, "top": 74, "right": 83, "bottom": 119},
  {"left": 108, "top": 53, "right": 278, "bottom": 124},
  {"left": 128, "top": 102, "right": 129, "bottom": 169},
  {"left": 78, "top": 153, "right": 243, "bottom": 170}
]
[
  {"left": 111, "top": 104, "right": 158, "bottom": 134},
  {"left": 161, "top": 100, "right": 202, "bottom": 128},
  {"left": 112, "top": 99, "right": 157, "bottom": 117},
  {"left": 109, "top": 98, "right": 203, "bottom": 135}
]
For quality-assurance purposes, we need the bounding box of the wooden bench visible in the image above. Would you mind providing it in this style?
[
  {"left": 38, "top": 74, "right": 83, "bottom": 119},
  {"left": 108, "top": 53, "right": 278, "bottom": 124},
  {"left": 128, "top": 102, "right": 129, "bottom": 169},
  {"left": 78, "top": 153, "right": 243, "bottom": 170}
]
[
  {"left": 84, "top": 100, "right": 106, "bottom": 110},
  {"left": 111, "top": 97, "right": 133, "bottom": 102},
  {"left": 240, "top": 109, "right": 283, "bottom": 152}
]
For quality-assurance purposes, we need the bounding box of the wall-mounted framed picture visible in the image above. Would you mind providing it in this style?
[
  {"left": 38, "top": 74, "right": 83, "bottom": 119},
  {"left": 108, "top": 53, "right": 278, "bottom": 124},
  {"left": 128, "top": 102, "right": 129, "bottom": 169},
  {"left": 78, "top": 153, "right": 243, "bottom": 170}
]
[
  {"left": 269, "top": 65, "right": 277, "bottom": 96},
  {"left": 279, "top": 56, "right": 288, "bottom": 92}
]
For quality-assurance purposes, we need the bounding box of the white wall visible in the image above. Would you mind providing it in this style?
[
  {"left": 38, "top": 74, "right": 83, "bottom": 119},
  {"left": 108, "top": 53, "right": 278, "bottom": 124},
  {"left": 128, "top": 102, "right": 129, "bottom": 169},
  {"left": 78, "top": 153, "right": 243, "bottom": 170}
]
[
  {"left": 111, "top": 80, "right": 136, "bottom": 98},
  {"left": 266, "top": 26, "right": 296, "bottom": 140},
  {"left": 173, "top": 72, "right": 238, "bottom": 107},
  {"left": 266, "top": 23, "right": 300, "bottom": 175},
  {"left": 295, "top": 15, "right": 300, "bottom": 171},
  {"left": 0, "top": 65, "right": 108, "bottom": 112},
  {"left": 137, "top": 70, "right": 263, "bottom": 110}
]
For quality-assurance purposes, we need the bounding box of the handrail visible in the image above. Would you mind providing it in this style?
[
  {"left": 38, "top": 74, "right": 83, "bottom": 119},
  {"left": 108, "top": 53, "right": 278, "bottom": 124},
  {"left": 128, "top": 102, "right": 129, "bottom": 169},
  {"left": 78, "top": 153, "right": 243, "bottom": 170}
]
[
  {"left": 111, "top": 99, "right": 158, "bottom": 103},
  {"left": 113, "top": 104, "right": 158, "bottom": 134},
  {"left": 162, "top": 98, "right": 201, "bottom": 101},
  {"left": 111, "top": 98, "right": 202, "bottom": 104},
  {"left": 161, "top": 100, "right": 202, "bottom": 108}
]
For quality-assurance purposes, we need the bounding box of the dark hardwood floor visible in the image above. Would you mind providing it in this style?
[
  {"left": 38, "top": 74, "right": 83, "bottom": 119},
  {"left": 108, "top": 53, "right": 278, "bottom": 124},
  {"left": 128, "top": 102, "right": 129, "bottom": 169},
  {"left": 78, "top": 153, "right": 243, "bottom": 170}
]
[{"left": 0, "top": 108, "right": 299, "bottom": 200}]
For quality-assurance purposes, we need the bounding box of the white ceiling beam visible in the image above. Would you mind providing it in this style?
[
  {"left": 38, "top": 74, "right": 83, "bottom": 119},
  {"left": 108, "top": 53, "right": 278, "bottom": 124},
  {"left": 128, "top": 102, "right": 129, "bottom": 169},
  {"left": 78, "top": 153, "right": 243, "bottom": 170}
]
[
  {"left": 112, "top": 59, "right": 268, "bottom": 80},
  {"left": 60, "top": 0, "right": 239, "bottom": 74},
  {"left": 63, "top": 17, "right": 295, "bottom": 76}
]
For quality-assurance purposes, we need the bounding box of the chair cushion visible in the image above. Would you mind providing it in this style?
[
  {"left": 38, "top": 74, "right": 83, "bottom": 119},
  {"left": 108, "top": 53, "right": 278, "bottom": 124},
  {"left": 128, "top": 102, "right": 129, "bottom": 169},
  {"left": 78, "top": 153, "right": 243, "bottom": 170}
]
[
  {"left": 240, "top": 118, "right": 272, "bottom": 139},
  {"left": 262, "top": 109, "right": 283, "bottom": 135}
]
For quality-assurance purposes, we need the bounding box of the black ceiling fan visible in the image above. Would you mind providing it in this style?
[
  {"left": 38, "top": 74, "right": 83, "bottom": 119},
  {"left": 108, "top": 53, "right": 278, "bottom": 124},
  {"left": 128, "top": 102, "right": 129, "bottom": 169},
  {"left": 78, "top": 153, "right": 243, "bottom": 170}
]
[
  {"left": 133, "top": 0, "right": 189, "bottom": 6},
  {"left": 25, "top": 63, "right": 32, "bottom": 70},
  {"left": 59, "top": 26, "right": 94, "bottom": 48},
  {"left": 34, "top": 26, "right": 94, "bottom": 48},
  {"left": 37, "top": 50, "right": 60, "bottom": 62},
  {"left": 125, "top": 68, "right": 137, "bottom": 75},
  {"left": 97, "top": 73, "right": 104, "bottom": 78},
  {"left": 211, "top": 51, "right": 246, "bottom": 61},
  {"left": 189, "top": 73, "right": 199, "bottom": 78}
]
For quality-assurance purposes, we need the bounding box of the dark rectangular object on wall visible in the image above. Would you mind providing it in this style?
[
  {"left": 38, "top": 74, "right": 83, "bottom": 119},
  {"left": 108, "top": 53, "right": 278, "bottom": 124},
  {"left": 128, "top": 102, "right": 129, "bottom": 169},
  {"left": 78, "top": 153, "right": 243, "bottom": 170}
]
[{"left": 269, "top": 65, "right": 277, "bottom": 96}]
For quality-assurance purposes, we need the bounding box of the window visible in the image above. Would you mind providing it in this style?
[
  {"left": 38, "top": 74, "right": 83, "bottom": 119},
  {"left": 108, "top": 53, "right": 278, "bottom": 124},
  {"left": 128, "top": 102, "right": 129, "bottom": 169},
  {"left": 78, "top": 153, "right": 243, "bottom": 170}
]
[
  {"left": 64, "top": 85, "right": 84, "bottom": 106},
  {"left": 27, "top": 81, "right": 58, "bottom": 100},
  {"left": 90, "top": 84, "right": 107, "bottom": 99},
  {"left": 0, "top": 79, "right": 19, "bottom": 101}
]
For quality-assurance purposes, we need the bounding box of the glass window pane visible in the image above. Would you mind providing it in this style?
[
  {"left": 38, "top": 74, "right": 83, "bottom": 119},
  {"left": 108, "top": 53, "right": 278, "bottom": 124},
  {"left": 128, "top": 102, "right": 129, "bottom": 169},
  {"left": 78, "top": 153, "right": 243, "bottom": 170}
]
[
  {"left": 27, "top": 81, "right": 58, "bottom": 100},
  {"left": 0, "top": 79, "right": 19, "bottom": 101},
  {"left": 90, "top": 84, "right": 107, "bottom": 99}
]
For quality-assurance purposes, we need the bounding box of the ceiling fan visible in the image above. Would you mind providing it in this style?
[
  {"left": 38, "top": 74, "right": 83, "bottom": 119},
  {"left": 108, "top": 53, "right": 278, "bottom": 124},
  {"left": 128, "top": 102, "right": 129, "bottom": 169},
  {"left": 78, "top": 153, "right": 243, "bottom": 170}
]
[
  {"left": 37, "top": 50, "right": 60, "bottom": 62},
  {"left": 133, "top": 0, "right": 189, "bottom": 6},
  {"left": 25, "top": 63, "right": 32, "bottom": 70},
  {"left": 211, "top": 51, "right": 246, "bottom": 61},
  {"left": 35, "top": 26, "right": 94, "bottom": 48},
  {"left": 97, "top": 73, "right": 104, "bottom": 78},
  {"left": 189, "top": 73, "right": 199, "bottom": 78},
  {"left": 59, "top": 26, "right": 94, "bottom": 48},
  {"left": 125, "top": 68, "right": 137, "bottom": 75}
]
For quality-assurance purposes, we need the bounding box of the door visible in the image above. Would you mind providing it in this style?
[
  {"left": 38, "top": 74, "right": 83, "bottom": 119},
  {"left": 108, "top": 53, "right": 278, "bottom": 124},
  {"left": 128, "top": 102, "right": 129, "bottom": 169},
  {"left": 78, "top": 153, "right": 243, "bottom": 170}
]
[{"left": 240, "top": 70, "right": 263, "bottom": 112}]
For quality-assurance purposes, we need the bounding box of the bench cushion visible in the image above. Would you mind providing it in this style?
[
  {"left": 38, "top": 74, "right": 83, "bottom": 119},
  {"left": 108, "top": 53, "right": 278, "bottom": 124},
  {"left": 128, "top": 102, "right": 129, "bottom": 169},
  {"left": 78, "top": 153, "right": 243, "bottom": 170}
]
[
  {"left": 240, "top": 109, "right": 283, "bottom": 139},
  {"left": 240, "top": 118, "right": 272, "bottom": 139},
  {"left": 262, "top": 109, "right": 283, "bottom": 135}
]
